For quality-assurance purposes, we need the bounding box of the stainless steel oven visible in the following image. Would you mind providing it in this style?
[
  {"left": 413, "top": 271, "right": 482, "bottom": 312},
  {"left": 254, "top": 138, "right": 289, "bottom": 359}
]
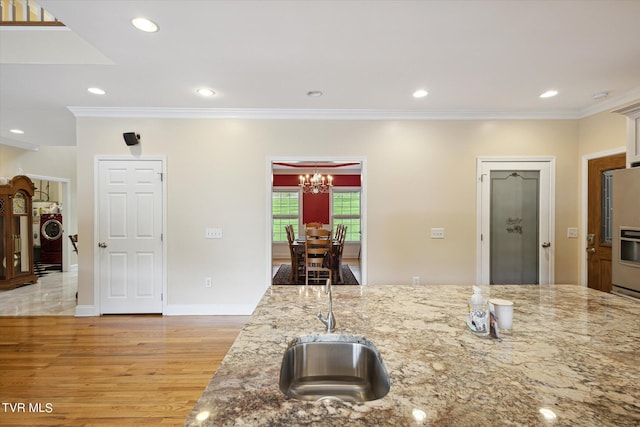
[{"left": 612, "top": 168, "right": 640, "bottom": 299}]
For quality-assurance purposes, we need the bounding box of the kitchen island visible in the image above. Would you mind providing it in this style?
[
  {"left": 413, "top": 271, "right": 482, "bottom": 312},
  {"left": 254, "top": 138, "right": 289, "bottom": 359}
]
[{"left": 184, "top": 285, "right": 639, "bottom": 426}]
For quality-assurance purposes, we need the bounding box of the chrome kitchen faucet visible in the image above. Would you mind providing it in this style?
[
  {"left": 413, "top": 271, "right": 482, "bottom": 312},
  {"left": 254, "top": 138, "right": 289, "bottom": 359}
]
[{"left": 317, "top": 279, "right": 336, "bottom": 332}]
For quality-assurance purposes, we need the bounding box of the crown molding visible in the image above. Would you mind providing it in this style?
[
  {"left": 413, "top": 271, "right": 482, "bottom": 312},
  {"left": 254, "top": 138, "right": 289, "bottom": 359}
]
[
  {"left": 68, "top": 85, "right": 640, "bottom": 121},
  {"left": 579, "top": 86, "right": 640, "bottom": 118},
  {"left": 612, "top": 101, "right": 640, "bottom": 116},
  {"left": 0, "top": 137, "right": 39, "bottom": 151},
  {"left": 68, "top": 106, "right": 582, "bottom": 120}
]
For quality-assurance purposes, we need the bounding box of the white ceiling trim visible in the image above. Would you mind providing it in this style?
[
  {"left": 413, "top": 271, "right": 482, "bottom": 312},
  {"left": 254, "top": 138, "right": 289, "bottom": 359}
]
[
  {"left": 68, "top": 106, "right": 583, "bottom": 121},
  {"left": 0, "top": 137, "right": 40, "bottom": 151},
  {"left": 67, "top": 85, "right": 640, "bottom": 121},
  {"left": 578, "top": 86, "right": 640, "bottom": 118}
]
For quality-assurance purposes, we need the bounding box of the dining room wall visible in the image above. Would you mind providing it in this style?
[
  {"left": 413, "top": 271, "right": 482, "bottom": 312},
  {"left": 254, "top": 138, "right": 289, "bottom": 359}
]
[
  {"left": 273, "top": 174, "right": 361, "bottom": 225},
  {"left": 72, "top": 115, "right": 621, "bottom": 314}
]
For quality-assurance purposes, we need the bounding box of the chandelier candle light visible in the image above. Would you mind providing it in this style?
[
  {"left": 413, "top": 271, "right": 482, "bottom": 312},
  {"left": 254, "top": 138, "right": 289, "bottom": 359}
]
[{"left": 299, "top": 171, "right": 333, "bottom": 194}]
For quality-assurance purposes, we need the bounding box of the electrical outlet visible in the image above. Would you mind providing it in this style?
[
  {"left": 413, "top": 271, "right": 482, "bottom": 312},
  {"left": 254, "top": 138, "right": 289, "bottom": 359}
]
[
  {"left": 431, "top": 228, "right": 445, "bottom": 239},
  {"left": 205, "top": 277, "right": 212, "bottom": 288},
  {"left": 205, "top": 228, "right": 223, "bottom": 239},
  {"left": 412, "top": 276, "right": 420, "bottom": 285}
]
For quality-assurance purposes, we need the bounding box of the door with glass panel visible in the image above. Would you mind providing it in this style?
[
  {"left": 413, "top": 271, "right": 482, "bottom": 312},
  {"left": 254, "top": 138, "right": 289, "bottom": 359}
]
[
  {"left": 478, "top": 160, "right": 553, "bottom": 284},
  {"left": 586, "top": 153, "right": 626, "bottom": 292}
]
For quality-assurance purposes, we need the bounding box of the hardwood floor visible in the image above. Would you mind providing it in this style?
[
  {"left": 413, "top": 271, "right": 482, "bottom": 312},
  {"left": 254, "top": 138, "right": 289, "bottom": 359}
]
[{"left": 0, "top": 315, "right": 247, "bottom": 425}]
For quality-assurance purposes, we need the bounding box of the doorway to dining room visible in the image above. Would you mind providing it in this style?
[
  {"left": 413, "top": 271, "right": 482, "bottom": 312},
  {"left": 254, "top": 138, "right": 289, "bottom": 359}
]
[{"left": 267, "top": 158, "right": 366, "bottom": 286}]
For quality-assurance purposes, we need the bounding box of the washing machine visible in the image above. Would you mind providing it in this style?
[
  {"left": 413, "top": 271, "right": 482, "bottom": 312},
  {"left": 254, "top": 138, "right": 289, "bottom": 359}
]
[{"left": 40, "top": 213, "right": 63, "bottom": 265}]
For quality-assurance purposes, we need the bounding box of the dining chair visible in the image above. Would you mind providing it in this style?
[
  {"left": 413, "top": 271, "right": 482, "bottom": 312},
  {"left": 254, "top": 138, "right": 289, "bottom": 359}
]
[
  {"left": 69, "top": 234, "right": 79, "bottom": 253},
  {"left": 304, "top": 227, "right": 332, "bottom": 285},
  {"left": 305, "top": 222, "right": 322, "bottom": 229},
  {"left": 306, "top": 226, "right": 330, "bottom": 239},
  {"left": 285, "top": 225, "right": 303, "bottom": 283},
  {"left": 334, "top": 225, "right": 347, "bottom": 283},
  {"left": 335, "top": 224, "right": 346, "bottom": 244}
]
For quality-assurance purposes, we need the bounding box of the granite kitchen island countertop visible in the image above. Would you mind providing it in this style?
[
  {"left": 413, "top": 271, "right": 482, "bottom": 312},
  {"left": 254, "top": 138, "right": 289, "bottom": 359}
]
[{"left": 184, "top": 284, "right": 639, "bottom": 426}]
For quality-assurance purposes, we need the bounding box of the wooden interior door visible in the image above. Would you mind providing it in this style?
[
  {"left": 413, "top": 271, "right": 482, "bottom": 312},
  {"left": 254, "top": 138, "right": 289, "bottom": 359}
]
[{"left": 587, "top": 153, "right": 626, "bottom": 292}]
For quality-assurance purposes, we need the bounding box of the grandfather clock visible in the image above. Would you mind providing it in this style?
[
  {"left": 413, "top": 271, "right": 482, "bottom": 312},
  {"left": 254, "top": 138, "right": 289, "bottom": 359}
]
[{"left": 0, "top": 175, "right": 38, "bottom": 290}]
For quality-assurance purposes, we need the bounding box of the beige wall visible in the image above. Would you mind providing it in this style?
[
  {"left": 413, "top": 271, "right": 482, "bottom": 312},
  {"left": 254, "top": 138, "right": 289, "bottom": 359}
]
[
  {"left": 0, "top": 145, "right": 78, "bottom": 266},
  {"left": 73, "top": 117, "right": 592, "bottom": 314},
  {"left": 578, "top": 110, "right": 628, "bottom": 157},
  {"left": 0, "top": 145, "right": 77, "bottom": 183}
]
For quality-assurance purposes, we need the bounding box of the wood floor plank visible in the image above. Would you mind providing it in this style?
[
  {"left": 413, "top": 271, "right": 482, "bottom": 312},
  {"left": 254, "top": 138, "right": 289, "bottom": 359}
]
[{"left": 0, "top": 315, "right": 247, "bottom": 426}]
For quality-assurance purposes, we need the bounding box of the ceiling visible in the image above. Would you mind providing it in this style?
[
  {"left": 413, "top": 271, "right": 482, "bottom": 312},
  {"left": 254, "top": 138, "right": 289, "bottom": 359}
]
[{"left": 1, "top": 0, "right": 640, "bottom": 149}]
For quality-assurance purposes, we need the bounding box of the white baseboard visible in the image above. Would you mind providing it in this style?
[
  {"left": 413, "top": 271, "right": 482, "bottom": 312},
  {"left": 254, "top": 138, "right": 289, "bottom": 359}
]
[
  {"left": 75, "top": 305, "right": 98, "bottom": 317},
  {"left": 74, "top": 304, "right": 256, "bottom": 316},
  {"left": 164, "top": 304, "right": 256, "bottom": 316}
]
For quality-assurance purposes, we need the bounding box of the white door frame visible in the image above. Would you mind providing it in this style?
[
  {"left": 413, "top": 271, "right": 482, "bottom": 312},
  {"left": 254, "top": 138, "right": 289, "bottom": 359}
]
[
  {"left": 93, "top": 155, "right": 167, "bottom": 314},
  {"left": 476, "top": 157, "right": 556, "bottom": 285},
  {"left": 266, "top": 156, "right": 367, "bottom": 287}
]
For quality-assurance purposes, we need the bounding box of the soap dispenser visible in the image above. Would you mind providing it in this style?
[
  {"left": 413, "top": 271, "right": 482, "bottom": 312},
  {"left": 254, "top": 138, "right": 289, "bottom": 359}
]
[{"left": 466, "top": 286, "right": 488, "bottom": 334}]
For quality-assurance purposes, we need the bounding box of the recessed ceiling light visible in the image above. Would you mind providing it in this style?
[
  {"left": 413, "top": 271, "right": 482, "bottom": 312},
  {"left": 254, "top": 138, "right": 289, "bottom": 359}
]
[
  {"left": 87, "top": 87, "right": 106, "bottom": 95},
  {"left": 196, "top": 88, "right": 215, "bottom": 97},
  {"left": 131, "top": 17, "right": 159, "bottom": 33},
  {"left": 593, "top": 91, "right": 609, "bottom": 100},
  {"left": 10, "top": 129, "right": 24, "bottom": 134},
  {"left": 307, "top": 91, "right": 323, "bottom": 97},
  {"left": 539, "top": 90, "right": 558, "bottom": 98},
  {"left": 413, "top": 89, "right": 428, "bottom": 98}
]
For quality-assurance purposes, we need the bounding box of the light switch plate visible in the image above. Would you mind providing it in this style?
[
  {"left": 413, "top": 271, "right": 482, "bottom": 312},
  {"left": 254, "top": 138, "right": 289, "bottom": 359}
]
[
  {"left": 431, "top": 227, "right": 445, "bottom": 239},
  {"left": 205, "top": 228, "right": 223, "bottom": 239},
  {"left": 567, "top": 227, "right": 578, "bottom": 238}
]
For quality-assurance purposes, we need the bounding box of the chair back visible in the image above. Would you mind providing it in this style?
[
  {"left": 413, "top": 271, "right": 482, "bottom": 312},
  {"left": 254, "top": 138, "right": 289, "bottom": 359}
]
[
  {"left": 306, "top": 227, "right": 331, "bottom": 240},
  {"left": 304, "top": 228, "right": 332, "bottom": 285},
  {"left": 305, "top": 222, "right": 322, "bottom": 229},
  {"left": 285, "top": 224, "right": 302, "bottom": 283},
  {"left": 285, "top": 224, "right": 295, "bottom": 245},
  {"left": 69, "top": 234, "right": 79, "bottom": 253},
  {"left": 335, "top": 224, "right": 347, "bottom": 255}
]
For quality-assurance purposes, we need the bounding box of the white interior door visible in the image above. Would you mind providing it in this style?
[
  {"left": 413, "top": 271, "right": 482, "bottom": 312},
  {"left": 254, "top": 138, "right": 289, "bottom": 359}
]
[
  {"left": 98, "top": 159, "right": 164, "bottom": 314},
  {"left": 478, "top": 159, "right": 554, "bottom": 285}
]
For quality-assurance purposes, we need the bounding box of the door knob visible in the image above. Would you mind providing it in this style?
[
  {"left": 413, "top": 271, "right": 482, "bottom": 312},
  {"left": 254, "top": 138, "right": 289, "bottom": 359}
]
[
  {"left": 542, "top": 242, "right": 551, "bottom": 248},
  {"left": 98, "top": 242, "right": 108, "bottom": 248},
  {"left": 586, "top": 247, "right": 595, "bottom": 254}
]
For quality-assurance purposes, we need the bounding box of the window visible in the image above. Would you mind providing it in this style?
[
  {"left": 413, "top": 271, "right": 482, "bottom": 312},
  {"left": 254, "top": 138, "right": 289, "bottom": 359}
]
[
  {"left": 601, "top": 170, "right": 614, "bottom": 245},
  {"left": 272, "top": 190, "right": 300, "bottom": 242},
  {"left": 332, "top": 189, "right": 360, "bottom": 242}
]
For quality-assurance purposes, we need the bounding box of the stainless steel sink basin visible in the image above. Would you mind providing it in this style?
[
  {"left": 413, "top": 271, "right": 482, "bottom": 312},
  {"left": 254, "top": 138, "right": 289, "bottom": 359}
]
[{"left": 279, "top": 335, "right": 390, "bottom": 403}]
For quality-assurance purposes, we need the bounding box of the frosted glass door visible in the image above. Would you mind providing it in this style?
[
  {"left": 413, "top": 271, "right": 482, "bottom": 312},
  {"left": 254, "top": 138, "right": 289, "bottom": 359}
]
[{"left": 490, "top": 171, "right": 539, "bottom": 284}]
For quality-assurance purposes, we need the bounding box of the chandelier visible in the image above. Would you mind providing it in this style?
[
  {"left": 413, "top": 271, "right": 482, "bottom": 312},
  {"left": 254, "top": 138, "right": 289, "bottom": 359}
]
[{"left": 299, "top": 170, "right": 333, "bottom": 194}]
